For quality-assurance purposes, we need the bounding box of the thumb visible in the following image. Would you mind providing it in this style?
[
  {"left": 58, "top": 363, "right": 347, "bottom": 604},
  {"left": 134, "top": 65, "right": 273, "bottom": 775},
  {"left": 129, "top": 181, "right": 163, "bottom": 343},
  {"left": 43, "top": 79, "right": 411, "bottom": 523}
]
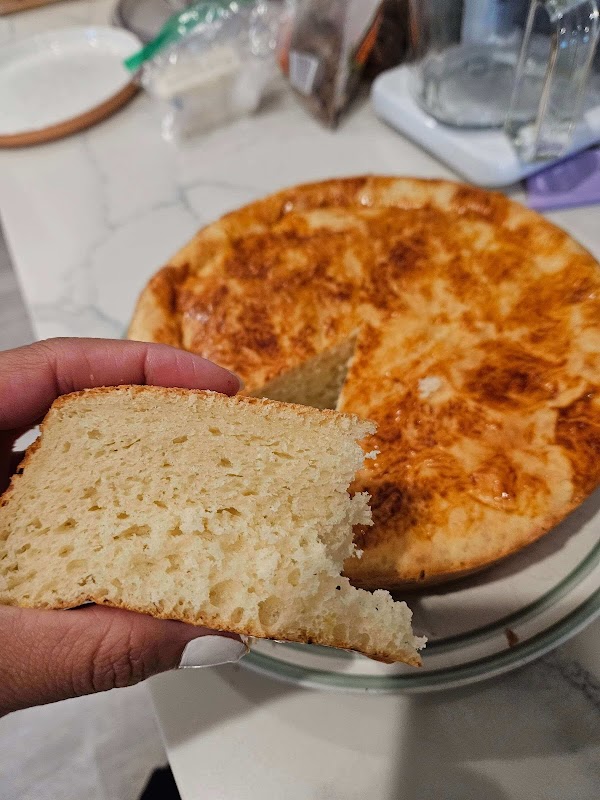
[{"left": 0, "top": 604, "right": 246, "bottom": 717}]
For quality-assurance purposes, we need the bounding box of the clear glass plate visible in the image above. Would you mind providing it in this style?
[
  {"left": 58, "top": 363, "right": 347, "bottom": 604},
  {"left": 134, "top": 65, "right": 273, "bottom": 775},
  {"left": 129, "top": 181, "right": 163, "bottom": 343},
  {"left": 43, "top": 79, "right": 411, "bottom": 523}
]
[{"left": 243, "top": 488, "right": 600, "bottom": 693}]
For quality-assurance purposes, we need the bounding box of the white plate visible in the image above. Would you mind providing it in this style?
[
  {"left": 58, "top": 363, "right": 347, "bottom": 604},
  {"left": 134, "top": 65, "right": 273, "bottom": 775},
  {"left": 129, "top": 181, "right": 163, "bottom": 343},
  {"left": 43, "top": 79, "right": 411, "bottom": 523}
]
[
  {"left": 0, "top": 27, "right": 141, "bottom": 137},
  {"left": 242, "top": 487, "right": 600, "bottom": 692}
]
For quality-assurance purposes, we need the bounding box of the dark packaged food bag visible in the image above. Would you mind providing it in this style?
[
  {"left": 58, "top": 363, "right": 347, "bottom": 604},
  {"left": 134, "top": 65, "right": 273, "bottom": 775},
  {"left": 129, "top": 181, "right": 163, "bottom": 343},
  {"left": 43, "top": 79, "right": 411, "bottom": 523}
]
[
  {"left": 363, "top": 0, "right": 409, "bottom": 82},
  {"left": 279, "top": 0, "right": 391, "bottom": 127}
]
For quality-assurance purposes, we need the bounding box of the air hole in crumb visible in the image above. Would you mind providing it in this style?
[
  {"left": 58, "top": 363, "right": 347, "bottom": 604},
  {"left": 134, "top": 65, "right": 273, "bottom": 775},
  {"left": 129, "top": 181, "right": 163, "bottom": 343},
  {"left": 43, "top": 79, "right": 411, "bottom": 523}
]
[
  {"left": 114, "top": 524, "right": 151, "bottom": 540},
  {"left": 66, "top": 559, "right": 88, "bottom": 574},
  {"left": 166, "top": 554, "right": 182, "bottom": 574},
  {"left": 287, "top": 568, "right": 300, "bottom": 587},
  {"left": 131, "top": 555, "right": 153, "bottom": 571},
  {"left": 273, "top": 451, "right": 293, "bottom": 460},
  {"left": 209, "top": 579, "right": 237, "bottom": 607},
  {"left": 82, "top": 487, "right": 97, "bottom": 500},
  {"left": 209, "top": 427, "right": 221, "bottom": 436},
  {"left": 168, "top": 525, "right": 184, "bottom": 537},
  {"left": 219, "top": 457, "right": 232, "bottom": 468},
  {"left": 58, "top": 518, "right": 77, "bottom": 532},
  {"left": 58, "top": 545, "right": 73, "bottom": 558},
  {"left": 88, "top": 505, "right": 102, "bottom": 512},
  {"left": 332, "top": 623, "right": 348, "bottom": 641},
  {"left": 242, "top": 490, "right": 257, "bottom": 497},
  {"left": 217, "top": 507, "right": 241, "bottom": 517},
  {"left": 62, "top": 441, "right": 71, "bottom": 453},
  {"left": 87, "top": 429, "right": 101, "bottom": 440},
  {"left": 258, "top": 596, "right": 282, "bottom": 628},
  {"left": 116, "top": 512, "right": 129, "bottom": 520},
  {"left": 193, "top": 527, "right": 214, "bottom": 542},
  {"left": 6, "top": 573, "right": 28, "bottom": 591},
  {"left": 16, "top": 543, "right": 31, "bottom": 555},
  {"left": 230, "top": 607, "right": 243, "bottom": 625},
  {"left": 222, "top": 534, "right": 243, "bottom": 552},
  {"left": 172, "top": 436, "right": 188, "bottom": 444},
  {"left": 136, "top": 494, "right": 144, "bottom": 502},
  {"left": 153, "top": 500, "right": 167, "bottom": 509}
]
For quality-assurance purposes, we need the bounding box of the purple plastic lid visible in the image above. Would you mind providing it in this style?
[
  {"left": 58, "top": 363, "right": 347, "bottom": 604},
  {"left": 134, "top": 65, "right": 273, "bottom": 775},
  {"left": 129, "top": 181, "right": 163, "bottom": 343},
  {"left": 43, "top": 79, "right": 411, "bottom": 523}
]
[{"left": 526, "top": 146, "right": 600, "bottom": 212}]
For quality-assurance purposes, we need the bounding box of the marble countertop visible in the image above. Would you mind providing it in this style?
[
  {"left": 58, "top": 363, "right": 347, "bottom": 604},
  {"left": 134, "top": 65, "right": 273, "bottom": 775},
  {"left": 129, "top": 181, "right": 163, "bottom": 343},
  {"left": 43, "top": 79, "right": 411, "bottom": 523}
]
[{"left": 1, "top": 2, "right": 600, "bottom": 798}]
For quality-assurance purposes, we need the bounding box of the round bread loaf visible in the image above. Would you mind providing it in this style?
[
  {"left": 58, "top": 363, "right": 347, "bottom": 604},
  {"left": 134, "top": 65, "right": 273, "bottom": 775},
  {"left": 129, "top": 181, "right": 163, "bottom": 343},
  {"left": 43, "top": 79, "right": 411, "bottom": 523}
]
[{"left": 129, "top": 176, "right": 600, "bottom": 588}]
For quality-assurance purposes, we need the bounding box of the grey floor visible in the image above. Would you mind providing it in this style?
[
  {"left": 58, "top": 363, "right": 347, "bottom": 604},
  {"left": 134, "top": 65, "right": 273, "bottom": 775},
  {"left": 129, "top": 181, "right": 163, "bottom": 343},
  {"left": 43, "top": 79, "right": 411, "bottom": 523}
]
[{"left": 0, "top": 225, "right": 34, "bottom": 351}]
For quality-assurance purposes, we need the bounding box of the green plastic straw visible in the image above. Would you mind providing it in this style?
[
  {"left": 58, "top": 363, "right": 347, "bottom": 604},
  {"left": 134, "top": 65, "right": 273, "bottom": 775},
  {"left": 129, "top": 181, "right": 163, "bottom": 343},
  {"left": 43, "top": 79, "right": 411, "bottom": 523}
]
[{"left": 124, "top": 0, "right": 254, "bottom": 73}]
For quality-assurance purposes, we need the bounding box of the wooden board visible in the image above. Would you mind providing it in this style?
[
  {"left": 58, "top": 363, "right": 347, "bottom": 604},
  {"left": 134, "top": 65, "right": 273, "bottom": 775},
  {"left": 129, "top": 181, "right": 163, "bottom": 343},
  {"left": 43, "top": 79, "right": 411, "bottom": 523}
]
[
  {"left": 0, "top": 82, "right": 138, "bottom": 148},
  {"left": 0, "top": 0, "right": 66, "bottom": 14}
]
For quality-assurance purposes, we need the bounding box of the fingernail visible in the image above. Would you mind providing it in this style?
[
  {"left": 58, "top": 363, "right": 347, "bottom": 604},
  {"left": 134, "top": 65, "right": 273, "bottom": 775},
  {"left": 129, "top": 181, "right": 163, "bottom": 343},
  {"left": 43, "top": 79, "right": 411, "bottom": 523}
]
[{"left": 178, "top": 636, "right": 248, "bottom": 668}]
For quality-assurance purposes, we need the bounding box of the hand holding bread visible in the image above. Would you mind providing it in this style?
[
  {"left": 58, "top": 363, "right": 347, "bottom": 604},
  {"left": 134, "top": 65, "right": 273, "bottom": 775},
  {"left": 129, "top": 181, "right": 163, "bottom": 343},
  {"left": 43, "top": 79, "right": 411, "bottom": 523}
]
[
  {"left": 0, "top": 337, "right": 423, "bottom": 717},
  {"left": 0, "top": 338, "right": 244, "bottom": 717}
]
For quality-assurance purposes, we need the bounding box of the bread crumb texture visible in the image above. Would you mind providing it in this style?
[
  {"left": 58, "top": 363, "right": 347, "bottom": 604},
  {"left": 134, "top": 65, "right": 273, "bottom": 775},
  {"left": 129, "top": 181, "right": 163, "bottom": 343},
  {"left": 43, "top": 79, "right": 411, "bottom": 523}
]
[{"left": 0, "top": 386, "right": 424, "bottom": 665}]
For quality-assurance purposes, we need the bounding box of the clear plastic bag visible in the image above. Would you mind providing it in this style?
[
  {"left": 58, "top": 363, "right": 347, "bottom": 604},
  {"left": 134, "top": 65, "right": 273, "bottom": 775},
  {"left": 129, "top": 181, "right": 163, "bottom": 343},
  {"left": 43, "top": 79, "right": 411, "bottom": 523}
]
[{"left": 126, "top": 0, "right": 284, "bottom": 141}]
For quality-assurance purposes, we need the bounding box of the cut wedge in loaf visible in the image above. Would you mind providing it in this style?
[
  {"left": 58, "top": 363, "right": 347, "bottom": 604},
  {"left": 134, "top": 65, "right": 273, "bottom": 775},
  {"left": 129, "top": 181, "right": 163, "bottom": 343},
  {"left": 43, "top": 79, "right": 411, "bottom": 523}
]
[
  {"left": 0, "top": 386, "right": 424, "bottom": 665},
  {"left": 129, "top": 176, "right": 600, "bottom": 589}
]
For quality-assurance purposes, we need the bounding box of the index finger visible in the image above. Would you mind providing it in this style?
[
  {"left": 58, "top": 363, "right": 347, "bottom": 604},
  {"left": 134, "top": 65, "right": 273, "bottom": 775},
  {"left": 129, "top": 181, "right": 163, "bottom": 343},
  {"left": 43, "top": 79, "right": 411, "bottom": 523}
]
[{"left": 0, "top": 338, "right": 241, "bottom": 431}]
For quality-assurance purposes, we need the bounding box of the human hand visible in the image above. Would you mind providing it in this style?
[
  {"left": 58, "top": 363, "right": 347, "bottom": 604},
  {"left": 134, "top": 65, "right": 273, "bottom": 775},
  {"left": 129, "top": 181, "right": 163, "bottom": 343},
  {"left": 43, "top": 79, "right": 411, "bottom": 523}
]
[{"left": 0, "top": 338, "right": 247, "bottom": 718}]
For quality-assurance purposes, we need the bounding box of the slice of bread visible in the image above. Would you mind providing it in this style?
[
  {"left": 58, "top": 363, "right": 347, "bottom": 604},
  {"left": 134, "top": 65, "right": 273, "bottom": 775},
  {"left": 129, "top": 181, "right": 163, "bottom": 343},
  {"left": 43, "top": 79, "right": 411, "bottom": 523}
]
[{"left": 0, "top": 387, "right": 424, "bottom": 664}]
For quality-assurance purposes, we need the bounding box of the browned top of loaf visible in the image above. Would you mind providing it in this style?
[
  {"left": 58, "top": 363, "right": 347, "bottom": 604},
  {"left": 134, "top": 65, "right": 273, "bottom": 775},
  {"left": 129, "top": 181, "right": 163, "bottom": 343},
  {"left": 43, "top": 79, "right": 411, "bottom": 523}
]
[{"left": 128, "top": 176, "right": 600, "bottom": 587}]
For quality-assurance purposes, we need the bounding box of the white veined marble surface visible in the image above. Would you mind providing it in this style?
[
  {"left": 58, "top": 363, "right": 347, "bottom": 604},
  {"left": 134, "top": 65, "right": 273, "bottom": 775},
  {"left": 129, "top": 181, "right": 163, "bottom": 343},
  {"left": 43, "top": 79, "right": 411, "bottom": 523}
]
[{"left": 0, "top": 2, "right": 599, "bottom": 799}]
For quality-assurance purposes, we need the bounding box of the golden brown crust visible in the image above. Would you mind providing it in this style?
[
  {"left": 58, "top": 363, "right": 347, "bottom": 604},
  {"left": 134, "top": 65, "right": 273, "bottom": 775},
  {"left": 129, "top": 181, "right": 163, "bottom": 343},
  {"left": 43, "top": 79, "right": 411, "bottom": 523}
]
[
  {"left": 127, "top": 265, "right": 188, "bottom": 346},
  {"left": 46, "top": 384, "right": 373, "bottom": 430},
  {"left": 129, "top": 176, "right": 600, "bottom": 588}
]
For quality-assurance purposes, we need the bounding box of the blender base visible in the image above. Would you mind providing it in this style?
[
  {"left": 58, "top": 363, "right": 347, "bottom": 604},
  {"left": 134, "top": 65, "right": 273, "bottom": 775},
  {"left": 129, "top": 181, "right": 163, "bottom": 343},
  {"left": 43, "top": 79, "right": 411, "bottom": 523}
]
[{"left": 371, "top": 66, "right": 600, "bottom": 188}]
